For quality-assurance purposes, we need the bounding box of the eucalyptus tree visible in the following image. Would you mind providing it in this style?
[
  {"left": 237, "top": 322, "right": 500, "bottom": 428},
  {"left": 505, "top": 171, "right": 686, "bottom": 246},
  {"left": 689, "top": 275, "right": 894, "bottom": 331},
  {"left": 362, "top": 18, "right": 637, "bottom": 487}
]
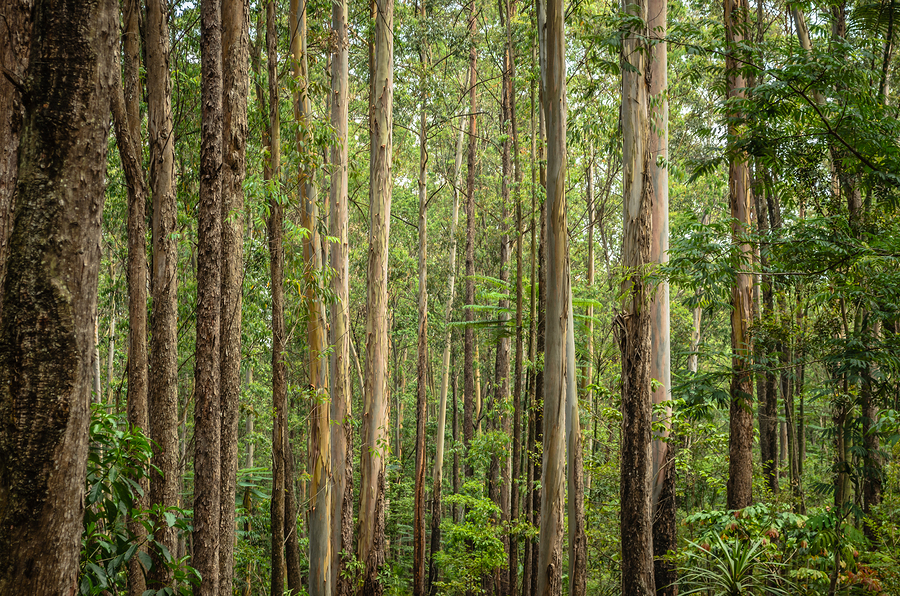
[
  {"left": 193, "top": 0, "right": 225, "bottom": 592},
  {"left": 358, "top": 0, "right": 394, "bottom": 589},
  {"left": 145, "top": 0, "right": 180, "bottom": 586},
  {"left": 619, "top": 0, "right": 655, "bottom": 590},
  {"left": 0, "top": 0, "right": 114, "bottom": 592}
]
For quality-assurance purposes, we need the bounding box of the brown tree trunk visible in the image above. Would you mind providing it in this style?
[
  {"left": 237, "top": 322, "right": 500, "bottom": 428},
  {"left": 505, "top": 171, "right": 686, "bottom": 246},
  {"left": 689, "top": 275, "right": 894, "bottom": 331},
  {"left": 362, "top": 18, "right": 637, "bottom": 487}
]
[
  {"left": 358, "top": 0, "right": 393, "bottom": 589},
  {"left": 266, "top": 0, "right": 285, "bottom": 592},
  {"left": 146, "top": 0, "right": 180, "bottom": 586},
  {"left": 194, "top": 0, "right": 224, "bottom": 591},
  {"left": 413, "top": 5, "right": 430, "bottom": 593},
  {"left": 219, "top": 0, "right": 249, "bottom": 592},
  {"left": 619, "top": 0, "right": 655, "bottom": 589},
  {"left": 285, "top": 439, "right": 304, "bottom": 594},
  {"left": 463, "top": 0, "right": 478, "bottom": 483},
  {"left": 755, "top": 178, "right": 777, "bottom": 495},
  {"left": 0, "top": 0, "right": 33, "bottom": 322},
  {"left": 725, "top": 0, "right": 754, "bottom": 511},
  {"left": 0, "top": 1, "right": 114, "bottom": 593},
  {"left": 111, "top": 3, "right": 150, "bottom": 591},
  {"left": 329, "top": 0, "right": 354, "bottom": 587}
]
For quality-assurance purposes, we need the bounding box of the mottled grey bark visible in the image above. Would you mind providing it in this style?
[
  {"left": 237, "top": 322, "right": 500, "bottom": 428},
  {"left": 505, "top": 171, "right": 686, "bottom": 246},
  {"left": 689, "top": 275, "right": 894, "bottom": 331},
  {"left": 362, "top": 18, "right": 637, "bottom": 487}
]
[{"left": 0, "top": 0, "right": 114, "bottom": 593}]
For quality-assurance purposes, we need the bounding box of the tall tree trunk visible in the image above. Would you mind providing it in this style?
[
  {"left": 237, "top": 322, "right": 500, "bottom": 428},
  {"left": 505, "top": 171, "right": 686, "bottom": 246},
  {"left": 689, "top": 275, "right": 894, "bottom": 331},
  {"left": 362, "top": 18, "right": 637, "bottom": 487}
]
[
  {"left": 648, "top": 0, "right": 676, "bottom": 591},
  {"left": 725, "top": 0, "right": 754, "bottom": 511},
  {"left": 146, "top": 0, "right": 180, "bottom": 586},
  {"left": 359, "top": 0, "right": 393, "bottom": 589},
  {"left": 290, "top": 0, "right": 332, "bottom": 591},
  {"left": 285, "top": 437, "right": 304, "bottom": 594},
  {"left": 242, "top": 371, "right": 256, "bottom": 596},
  {"left": 584, "top": 149, "right": 595, "bottom": 497},
  {"left": 428, "top": 79, "right": 466, "bottom": 596},
  {"left": 266, "top": 0, "right": 286, "bottom": 591},
  {"left": 111, "top": 4, "right": 150, "bottom": 591},
  {"left": 413, "top": 6, "right": 430, "bottom": 594},
  {"left": 619, "top": 0, "right": 655, "bottom": 590},
  {"left": 0, "top": 0, "right": 33, "bottom": 322},
  {"left": 463, "top": 0, "right": 479, "bottom": 482},
  {"left": 329, "top": 0, "right": 354, "bottom": 586},
  {"left": 507, "top": 0, "right": 523, "bottom": 589},
  {"left": 755, "top": 177, "right": 777, "bottom": 495},
  {"left": 0, "top": 0, "right": 113, "bottom": 592},
  {"left": 220, "top": 1, "right": 249, "bottom": 593}
]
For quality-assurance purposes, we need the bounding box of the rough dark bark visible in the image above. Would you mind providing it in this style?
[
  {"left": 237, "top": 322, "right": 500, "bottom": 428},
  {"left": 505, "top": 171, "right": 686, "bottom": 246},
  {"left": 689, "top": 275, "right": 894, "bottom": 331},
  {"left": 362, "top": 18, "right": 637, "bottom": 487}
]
[
  {"left": 145, "top": 0, "right": 180, "bottom": 586},
  {"left": 0, "top": 1, "right": 114, "bottom": 593},
  {"left": 219, "top": 0, "right": 249, "bottom": 593},
  {"left": 193, "top": 0, "right": 224, "bottom": 591},
  {"left": 0, "top": 0, "right": 33, "bottom": 323},
  {"left": 463, "top": 0, "right": 478, "bottom": 483}
]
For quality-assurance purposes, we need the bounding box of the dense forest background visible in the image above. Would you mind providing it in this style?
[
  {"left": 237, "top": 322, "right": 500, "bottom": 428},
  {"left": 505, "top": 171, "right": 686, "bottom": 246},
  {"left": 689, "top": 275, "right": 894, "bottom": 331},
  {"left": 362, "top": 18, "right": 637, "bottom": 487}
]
[{"left": 1, "top": 0, "right": 900, "bottom": 594}]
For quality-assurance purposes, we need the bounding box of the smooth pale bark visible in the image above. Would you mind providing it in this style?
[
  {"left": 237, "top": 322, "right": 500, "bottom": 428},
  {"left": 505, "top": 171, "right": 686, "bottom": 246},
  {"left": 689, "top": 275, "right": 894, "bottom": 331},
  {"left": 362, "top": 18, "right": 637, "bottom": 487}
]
[
  {"left": 0, "top": 0, "right": 33, "bottom": 321},
  {"left": 219, "top": 1, "right": 248, "bottom": 592},
  {"left": 647, "top": 0, "right": 676, "bottom": 591},
  {"left": 725, "top": 0, "right": 754, "bottom": 511},
  {"left": 111, "top": 17, "right": 150, "bottom": 590},
  {"left": 329, "top": 0, "right": 353, "bottom": 588},
  {"left": 413, "top": 7, "right": 429, "bottom": 594},
  {"left": 358, "top": 0, "right": 393, "bottom": 590},
  {"left": 536, "top": 3, "right": 572, "bottom": 593},
  {"left": 146, "top": 0, "right": 180, "bottom": 586},
  {"left": 0, "top": 0, "right": 113, "bottom": 592},
  {"left": 290, "top": 0, "right": 332, "bottom": 591},
  {"left": 619, "top": 0, "right": 655, "bottom": 590},
  {"left": 428, "top": 96, "right": 465, "bottom": 596},
  {"left": 265, "top": 0, "right": 286, "bottom": 592},
  {"left": 463, "top": 0, "right": 478, "bottom": 481}
]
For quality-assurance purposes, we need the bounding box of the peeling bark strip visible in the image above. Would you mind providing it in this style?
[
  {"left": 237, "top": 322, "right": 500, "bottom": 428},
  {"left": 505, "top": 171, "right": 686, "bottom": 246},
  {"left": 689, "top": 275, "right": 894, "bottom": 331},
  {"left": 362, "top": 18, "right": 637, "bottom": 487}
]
[
  {"left": 0, "top": 0, "right": 115, "bottom": 593},
  {"left": 619, "top": 0, "right": 656, "bottom": 590}
]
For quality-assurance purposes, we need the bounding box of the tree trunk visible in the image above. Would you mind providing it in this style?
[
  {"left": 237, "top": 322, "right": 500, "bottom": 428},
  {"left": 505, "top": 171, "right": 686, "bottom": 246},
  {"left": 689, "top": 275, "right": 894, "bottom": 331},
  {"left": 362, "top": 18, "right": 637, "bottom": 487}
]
[
  {"left": 463, "top": 0, "right": 478, "bottom": 482},
  {"left": 111, "top": 6, "right": 150, "bottom": 591},
  {"left": 219, "top": 1, "right": 249, "bottom": 592},
  {"left": 329, "top": 0, "right": 354, "bottom": 587},
  {"left": 146, "top": 0, "right": 180, "bottom": 585},
  {"left": 0, "top": 1, "right": 113, "bottom": 593},
  {"left": 0, "top": 0, "right": 33, "bottom": 322},
  {"left": 725, "top": 0, "right": 754, "bottom": 511},
  {"left": 242, "top": 370, "right": 256, "bottom": 596},
  {"left": 358, "top": 0, "right": 393, "bottom": 589},
  {"left": 754, "top": 176, "right": 777, "bottom": 496},
  {"left": 428, "top": 78, "right": 466, "bottom": 596},
  {"left": 648, "top": 0, "right": 676, "bottom": 591},
  {"left": 266, "top": 0, "right": 286, "bottom": 591},
  {"left": 285, "top": 438, "right": 304, "bottom": 594},
  {"left": 619, "top": 0, "right": 655, "bottom": 589},
  {"left": 413, "top": 6, "right": 430, "bottom": 594},
  {"left": 194, "top": 0, "right": 224, "bottom": 591}
]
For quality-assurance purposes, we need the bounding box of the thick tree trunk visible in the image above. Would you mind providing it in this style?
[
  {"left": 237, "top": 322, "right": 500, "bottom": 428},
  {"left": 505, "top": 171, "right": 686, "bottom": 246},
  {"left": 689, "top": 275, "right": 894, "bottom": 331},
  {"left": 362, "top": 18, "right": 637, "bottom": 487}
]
[
  {"left": 0, "top": 1, "right": 114, "bottom": 593},
  {"left": 647, "top": 0, "right": 676, "bottom": 591},
  {"left": 329, "top": 0, "right": 354, "bottom": 587},
  {"left": 111, "top": 6, "right": 150, "bottom": 591},
  {"left": 146, "top": 0, "right": 180, "bottom": 586},
  {"left": 219, "top": 1, "right": 249, "bottom": 593},
  {"left": 619, "top": 0, "right": 655, "bottom": 590},
  {"left": 358, "top": 0, "right": 393, "bottom": 589},
  {"left": 194, "top": 0, "right": 224, "bottom": 592},
  {"left": 265, "top": 0, "right": 286, "bottom": 592},
  {"left": 725, "top": 0, "right": 754, "bottom": 511}
]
